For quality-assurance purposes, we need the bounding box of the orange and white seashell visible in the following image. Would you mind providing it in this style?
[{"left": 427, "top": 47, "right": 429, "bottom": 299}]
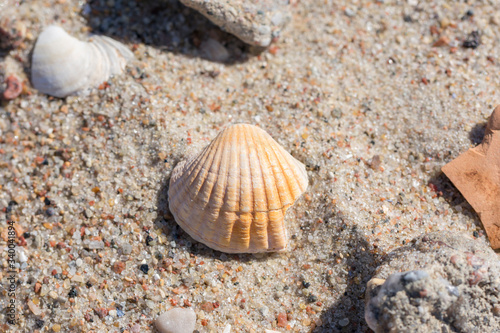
[{"left": 168, "top": 124, "right": 308, "bottom": 253}]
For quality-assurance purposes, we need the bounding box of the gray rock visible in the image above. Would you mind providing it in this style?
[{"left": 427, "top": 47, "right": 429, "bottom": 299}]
[
  {"left": 155, "top": 307, "right": 196, "bottom": 333},
  {"left": 365, "top": 231, "right": 500, "bottom": 333},
  {"left": 179, "top": 0, "right": 291, "bottom": 47}
]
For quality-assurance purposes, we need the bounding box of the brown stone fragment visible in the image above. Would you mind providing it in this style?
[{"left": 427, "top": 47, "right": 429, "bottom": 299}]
[
  {"left": 442, "top": 106, "right": 500, "bottom": 249},
  {"left": 433, "top": 35, "right": 450, "bottom": 47},
  {"left": 367, "top": 155, "right": 382, "bottom": 170},
  {"left": 112, "top": 261, "right": 125, "bottom": 274},
  {"left": 277, "top": 312, "right": 288, "bottom": 327},
  {"left": 2, "top": 75, "right": 22, "bottom": 100},
  {"left": 94, "top": 307, "right": 108, "bottom": 318},
  {"left": 201, "top": 301, "right": 214, "bottom": 312}
]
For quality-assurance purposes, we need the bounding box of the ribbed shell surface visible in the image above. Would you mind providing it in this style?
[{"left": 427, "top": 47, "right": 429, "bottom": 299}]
[
  {"left": 168, "top": 124, "right": 308, "bottom": 253},
  {"left": 31, "top": 25, "right": 133, "bottom": 98}
]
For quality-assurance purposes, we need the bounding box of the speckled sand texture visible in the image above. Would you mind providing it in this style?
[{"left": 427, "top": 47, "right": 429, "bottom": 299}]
[
  {"left": 365, "top": 231, "right": 500, "bottom": 333},
  {"left": 1, "top": 0, "right": 500, "bottom": 332}
]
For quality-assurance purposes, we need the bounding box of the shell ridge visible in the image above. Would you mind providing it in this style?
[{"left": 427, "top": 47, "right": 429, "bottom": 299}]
[
  {"left": 257, "top": 129, "right": 280, "bottom": 251},
  {"left": 257, "top": 131, "right": 288, "bottom": 250},
  {"left": 271, "top": 136, "right": 307, "bottom": 198},
  {"left": 248, "top": 126, "right": 266, "bottom": 213},
  {"left": 221, "top": 126, "right": 242, "bottom": 215},
  {"left": 176, "top": 139, "right": 217, "bottom": 198},
  {"left": 217, "top": 126, "right": 241, "bottom": 247},
  {"left": 238, "top": 125, "right": 253, "bottom": 214},
  {"left": 169, "top": 135, "right": 222, "bottom": 236},
  {"left": 231, "top": 127, "right": 244, "bottom": 248},
  {"left": 173, "top": 132, "right": 223, "bottom": 209},
  {"left": 98, "top": 35, "right": 134, "bottom": 61},
  {"left": 259, "top": 130, "right": 285, "bottom": 210},
  {"left": 264, "top": 133, "right": 296, "bottom": 207},
  {"left": 183, "top": 143, "right": 211, "bottom": 175},
  {"left": 251, "top": 127, "right": 269, "bottom": 212},
  {"left": 177, "top": 129, "right": 229, "bottom": 239},
  {"left": 184, "top": 129, "right": 227, "bottom": 189},
  {"left": 93, "top": 36, "right": 131, "bottom": 73},
  {"left": 195, "top": 128, "right": 230, "bottom": 210},
  {"left": 231, "top": 125, "right": 255, "bottom": 250},
  {"left": 189, "top": 128, "right": 232, "bottom": 246},
  {"left": 202, "top": 127, "right": 234, "bottom": 244},
  {"left": 248, "top": 126, "right": 271, "bottom": 250},
  {"left": 87, "top": 41, "right": 110, "bottom": 88}
]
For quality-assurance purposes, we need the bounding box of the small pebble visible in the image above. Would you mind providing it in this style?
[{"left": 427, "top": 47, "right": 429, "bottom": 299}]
[
  {"left": 71, "top": 275, "right": 85, "bottom": 283},
  {"left": 34, "top": 319, "right": 45, "bottom": 329},
  {"left": 345, "top": 8, "right": 356, "bottom": 17},
  {"left": 223, "top": 323, "right": 231, "bottom": 333},
  {"left": 84, "top": 240, "right": 104, "bottom": 249},
  {"left": 28, "top": 300, "right": 42, "bottom": 315},
  {"left": 94, "top": 307, "right": 108, "bottom": 318},
  {"left": 40, "top": 285, "right": 49, "bottom": 296},
  {"left": 113, "top": 261, "right": 126, "bottom": 274},
  {"left": 307, "top": 295, "right": 318, "bottom": 303},
  {"left": 493, "top": 305, "right": 500, "bottom": 317},
  {"left": 277, "top": 312, "right": 287, "bottom": 327},
  {"left": 2, "top": 75, "right": 22, "bottom": 100},
  {"left": 18, "top": 250, "right": 28, "bottom": 262},
  {"left": 463, "top": 31, "right": 481, "bottom": 49},
  {"left": 68, "top": 287, "right": 78, "bottom": 298},
  {"left": 121, "top": 243, "right": 132, "bottom": 255},
  {"left": 259, "top": 306, "right": 269, "bottom": 316},
  {"left": 139, "top": 264, "right": 149, "bottom": 274},
  {"left": 46, "top": 207, "right": 55, "bottom": 217},
  {"left": 155, "top": 308, "right": 196, "bottom": 333}
]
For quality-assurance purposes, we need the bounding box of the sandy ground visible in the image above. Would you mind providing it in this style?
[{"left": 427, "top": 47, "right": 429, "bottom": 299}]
[{"left": 1, "top": 0, "right": 500, "bottom": 332}]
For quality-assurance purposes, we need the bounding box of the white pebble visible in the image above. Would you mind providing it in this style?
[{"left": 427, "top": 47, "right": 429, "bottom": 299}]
[
  {"left": 28, "top": 300, "right": 42, "bottom": 315},
  {"left": 155, "top": 308, "right": 196, "bottom": 333},
  {"left": 223, "top": 323, "right": 231, "bottom": 333},
  {"left": 18, "top": 250, "right": 28, "bottom": 262}
]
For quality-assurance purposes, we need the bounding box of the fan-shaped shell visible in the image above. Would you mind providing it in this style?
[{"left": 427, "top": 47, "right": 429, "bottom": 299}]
[
  {"left": 168, "top": 124, "right": 308, "bottom": 253},
  {"left": 31, "top": 25, "right": 133, "bottom": 98}
]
